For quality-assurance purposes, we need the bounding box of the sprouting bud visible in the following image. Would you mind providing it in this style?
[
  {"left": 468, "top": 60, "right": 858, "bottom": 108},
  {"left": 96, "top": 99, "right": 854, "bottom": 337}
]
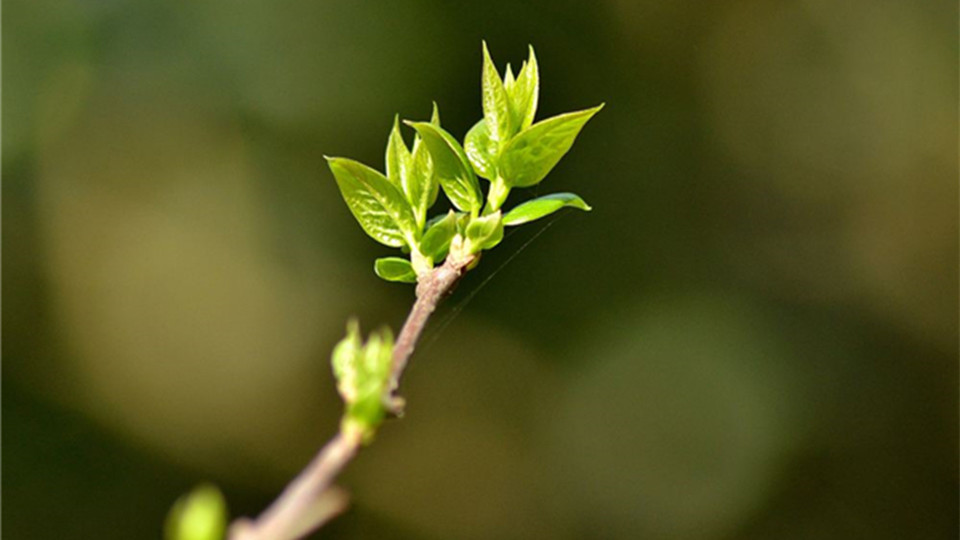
[{"left": 330, "top": 320, "right": 395, "bottom": 441}]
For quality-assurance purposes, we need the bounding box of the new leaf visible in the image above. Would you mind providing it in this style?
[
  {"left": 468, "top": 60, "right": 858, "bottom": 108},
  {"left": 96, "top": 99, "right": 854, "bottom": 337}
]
[
  {"left": 464, "top": 211, "right": 504, "bottom": 254},
  {"left": 419, "top": 211, "right": 459, "bottom": 262},
  {"left": 502, "top": 192, "right": 592, "bottom": 226},
  {"left": 385, "top": 116, "right": 412, "bottom": 191},
  {"left": 374, "top": 257, "right": 417, "bottom": 283},
  {"left": 481, "top": 42, "right": 514, "bottom": 143},
  {"left": 406, "top": 121, "right": 483, "bottom": 214},
  {"left": 508, "top": 46, "right": 539, "bottom": 132},
  {"left": 327, "top": 157, "right": 418, "bottom": 247},
  {"left": 499, "top": 104, "right": 604, "bottom": 188},
  {"left": 331, "top": 321, "right": 394, "bottom": 439},
  {"left": 464, "top": 119, "right": 498, "bottom": 180}
]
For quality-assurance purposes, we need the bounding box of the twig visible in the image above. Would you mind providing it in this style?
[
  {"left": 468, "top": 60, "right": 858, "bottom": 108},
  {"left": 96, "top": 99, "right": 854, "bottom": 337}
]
[
  {"left": 229, "top": 254, "right": 474, "bottom": 540},
  {"left": 389, "top": 256, "right": 470, "bottom": 401}
]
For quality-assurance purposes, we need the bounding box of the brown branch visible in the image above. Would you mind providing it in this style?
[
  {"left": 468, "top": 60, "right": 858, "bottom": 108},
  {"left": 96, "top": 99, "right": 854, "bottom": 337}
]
[
  {"left": 389, "top": 256, "right": 469, "bottom": 401},
  {"left": 229, "top": 254, "right": 474, "bottom": 540}
]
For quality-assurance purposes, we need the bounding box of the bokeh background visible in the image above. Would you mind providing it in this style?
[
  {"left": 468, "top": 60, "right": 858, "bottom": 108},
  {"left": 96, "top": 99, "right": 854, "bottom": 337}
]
[{"left": 4, "top": 1, "right": 957, "bottom": 538}]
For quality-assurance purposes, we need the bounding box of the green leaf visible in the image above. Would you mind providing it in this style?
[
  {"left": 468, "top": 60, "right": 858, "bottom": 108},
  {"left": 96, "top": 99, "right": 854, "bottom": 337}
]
[
  {"left": 508, "top": 46, "right": 539, "bottom": 131},
  {"left": 503, "top": 63, "right": 515, "bottom": 91},
  {"left": 481, "top": 41, "right": 514, "bottom": 143},
  {"left": 331, "top": 322, "right": 394, "bottom": 440},
  {"left": 350, "top": 329, "right": 393, "bottom": 435},
  {"left": 456, "top": 212, "right": 471, "bottom": 235},
  {"left": 165, "top": 484, "right": 227, "bottom": 540},
  {"left": 410, "top": 102, "right": 441, "bottom": 156},
  {"left": 327, "top": 157, "right": 419, "bottom": 247},
  {"left": 499, "top": 104, "right": 604, "bottom": 188},
  {"left": 408, "top": 141, "right": 437, "bottom": 228},
  {"left": 419, "top": 211, "right": 458, "bottom": 262},
  {"left": 331, "top": 320, "right": 363, "bottom": 401},
  {"left": 374, "top": 257, "right": 417, "bottom": 283},
  {"left": 486, "top": 176, "right": 510, "bottom": 212},
  {"left": 385, "top": 116, "right": 412, "bottom": 190},
  {"left": 464, "top": 211, "right": 504, "bottom": 253},
  {"left": 503, "top": 192, "right": 592, "bottom": 226},
  {"left": 407, "top": 103, "right": 442, "bottom": 227},
  {"left": 464, "top": 119, "right": 498, "bottom": 180},
  {"left": 405, "top": 121, "right": 482, "bottom": 214}
]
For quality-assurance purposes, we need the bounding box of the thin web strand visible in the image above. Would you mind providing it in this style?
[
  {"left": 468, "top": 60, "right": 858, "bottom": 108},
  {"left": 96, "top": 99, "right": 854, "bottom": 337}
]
[{"left": 418, "top": 213, "right": 566, "bottom": 354}]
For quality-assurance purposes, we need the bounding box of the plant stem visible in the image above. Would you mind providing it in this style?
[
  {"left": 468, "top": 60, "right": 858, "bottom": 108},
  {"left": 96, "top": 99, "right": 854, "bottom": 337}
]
[
  {"left": 389, "top": 256, "right": 469, "bottom": 400},
  {"left": 229, "top": 254, "right": 474, "bottom": 540},
  {"left": 230, "top": 431, "right": 361, "bottom": 540}
]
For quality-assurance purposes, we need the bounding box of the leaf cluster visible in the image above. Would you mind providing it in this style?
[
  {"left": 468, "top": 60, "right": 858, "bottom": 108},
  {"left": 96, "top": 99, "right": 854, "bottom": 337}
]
[
  {"left": 327, "top": 43, "right": 602, "bottom": 283},
  {"left": 331, "top": 320, "right": 394, "bottom": 441}
]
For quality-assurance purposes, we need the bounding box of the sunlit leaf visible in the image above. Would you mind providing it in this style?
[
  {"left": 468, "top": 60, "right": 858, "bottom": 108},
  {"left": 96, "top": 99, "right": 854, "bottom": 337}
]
[
  {"left": 464, "top": 211, "right": 504, "bottom": 253},
  {"left": 502, "top": 192, "right": 592, "bottom": 226},
  {"left": 408, "top": 104, "right": 442, "bottom": 227},
  {"left": 482, "top": 41, "right": 514, "bottom": 143},
  {"left": 503, "top": 63, "right": 515, "bottom": 91},
  {"left": 464, "top": 119, "right": 498, "bottom": 180},
  {"left": 499, "top": 104, "right": 604, "bottom": 188},
  {"left": 331, "top": 321, "right": 394, "bottom": 439},
  {"left": 331, "top": 319, "right": 363, "bottom": 402},
  {"left": 326, "top": 157, "right": 418, "bottom": 247},
  {"left": 374, "top": 257, "right": 417, "bottom": 283},
  {"left": 508, "top": 46, "right": 539, "bottom": 131},
  {"left": 420, "top": 211, "right": 458, "bottom": 262},
  {"left": 385, "top": 116, "right": 412, "bottom": 190},
  {"left": 405, "top": 121, "right": 482, "bottom": 214}
]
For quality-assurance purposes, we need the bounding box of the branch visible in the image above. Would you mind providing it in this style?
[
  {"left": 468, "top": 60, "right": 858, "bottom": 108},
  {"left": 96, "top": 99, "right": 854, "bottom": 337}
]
[{"left": 229, "top": 254, "right": 474, "bottom": 540}]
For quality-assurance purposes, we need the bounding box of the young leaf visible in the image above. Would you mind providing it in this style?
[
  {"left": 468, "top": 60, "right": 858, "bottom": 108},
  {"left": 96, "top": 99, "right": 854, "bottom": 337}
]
[
  {"left": 331, "top": 322, "right": 394, "bottom": 439},
  {"left": 331, "top": 320, "right": 363, "bottom": 402},
  {"left": 464, "top": 119, "right": 498, "bottom": 180},
  {"left": 407, "top": 103, "right": 442, "bottom": 227},
  {"left": 419, "top": 210, "right": 458, "bottom": 262},
  {"left": 464, "top": 211, "right": 504, "bottom": 253},
  {"left": 502, "top": 192, "right": 592, "bottom": 226},
  {"left": 410, "top": 102, "right": 441, "bottom": 156},
  {"left": 499, "top": 104, "right": 604, "bottom": 188},
  {"left": 486, "top": 176, "right": 510, "bottom": 212},
  {"left": 327, "top": 157, "right": 418, "bottom": 247},
  {"left": 408, "top": 141, "right": 437, "bottom": 228},
  {"left": 385, "top": 116, "right": 412, "bottom": 189},
  {"left": 509, "top": 46, "right": 539, "bottom": 131},
  {"left": 456, "top": 212, "right": 471, "bottom": 235},
  {"left": 374, "top": 257, "right": 417, "bottom": 283},
  {"left": 503, "top": 63, "right": 515, "bottom": 91},
  {"left": 481, "top": 41, "right": 514, "bottom": 143},
  {"left": 405, "top": 121, "right": 482, "bottom": 214},
  {"left": 348, "top": 329, "right": 393, "bottom": 438}
]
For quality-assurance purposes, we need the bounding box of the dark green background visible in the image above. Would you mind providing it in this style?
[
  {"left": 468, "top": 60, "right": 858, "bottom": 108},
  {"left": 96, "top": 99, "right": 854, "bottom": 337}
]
[{"left": 4, "top": 1, "right": 957, "bottom": 538}]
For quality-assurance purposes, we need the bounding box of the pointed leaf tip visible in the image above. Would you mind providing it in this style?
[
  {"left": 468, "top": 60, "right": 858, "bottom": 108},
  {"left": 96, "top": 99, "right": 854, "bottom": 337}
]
[
  {"left": 407, "top": 122, "right": 482, "bottom": 214},
  {"left": 481, "top": 41, "right": 513, "bottom": 143},
  {"left": 502, "top": 192, "right": 592, "bottom": 226},
  {"left": 499, "top": 105, "right": 603, "bottom": 188}
]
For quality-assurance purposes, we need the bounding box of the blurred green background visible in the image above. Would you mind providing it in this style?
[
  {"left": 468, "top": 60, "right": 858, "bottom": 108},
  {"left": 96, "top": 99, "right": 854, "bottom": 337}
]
[{"left": 4, "top": 1, "right": 957, "bottom": 538}]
